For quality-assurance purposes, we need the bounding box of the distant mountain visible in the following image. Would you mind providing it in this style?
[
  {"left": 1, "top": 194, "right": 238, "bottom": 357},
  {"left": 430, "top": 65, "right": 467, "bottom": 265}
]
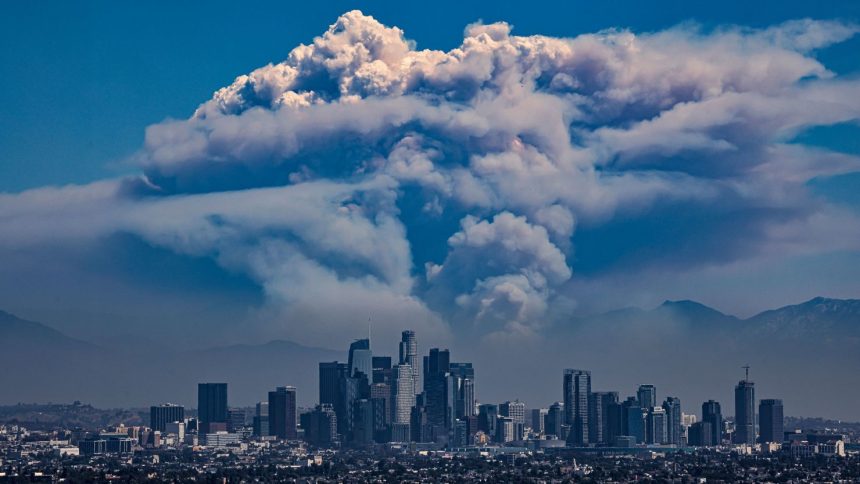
[
  {"left": 746, "top": 297, "right": 860, "bottom": 338},
  {"left": 0, "top": 310, "right": 96, "bottom": 351},
  {"left": 0, "top": 310, "right": 341, "bottom": 408},
  {"left": 562, "top": 296, "right": 858, "bottom": 335}
]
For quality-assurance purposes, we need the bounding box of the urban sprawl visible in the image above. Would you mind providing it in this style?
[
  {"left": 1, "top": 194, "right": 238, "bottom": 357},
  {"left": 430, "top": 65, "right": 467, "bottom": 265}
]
[{"left": 1, "top": 330, "right": 858, "bottom": 482}]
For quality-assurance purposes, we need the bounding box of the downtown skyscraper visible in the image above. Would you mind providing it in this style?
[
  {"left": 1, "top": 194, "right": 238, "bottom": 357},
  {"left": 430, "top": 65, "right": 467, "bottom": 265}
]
[
  {"left": 563, "top": 369, "right": 591, "bottom": 446},
  {"left": 734, "top": 374, "right": 756, "bottom": 445},
  {"left": 197, "top": 383, "right": 228, "bottom": 435},
  {"left": 759, "top": 399, "right": 784, "bottom": 444},
  {"left": 399, "top": 330, "right": 419, "bottom": 395},
  {"left": 268, "top": 386, "right": 297, "bottom": 440}
]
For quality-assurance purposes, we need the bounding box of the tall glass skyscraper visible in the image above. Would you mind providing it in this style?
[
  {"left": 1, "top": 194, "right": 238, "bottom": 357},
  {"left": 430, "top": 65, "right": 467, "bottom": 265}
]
[
  {"left": 759, "top": 399, "right": 784, "bottom": 444},
  {"left": 662, "top": 396, "right": 682, "bottom": 445},
  {"left": 268, "top": 386, "right": 297, "bottom": 440},
  {"left": 563, "top": 369, "right": 591, "bottom": 445},
  {"left": 348, "top": 338, "right": 372, "bottom": 381},
  {"left": 637, "top": 384, "right": 657, "bottom": 409},
  {"left": 197, "top": 383, "right": 227, "bottom": 435},
  {"left": 399, "top": 330, "right": 419, "bottom": 395},
  {"left": 734, "top": 378, "right": 756, "bottom": 445},
  {"left": 702, "top": 400, "right": 722, "bottom": 446}
]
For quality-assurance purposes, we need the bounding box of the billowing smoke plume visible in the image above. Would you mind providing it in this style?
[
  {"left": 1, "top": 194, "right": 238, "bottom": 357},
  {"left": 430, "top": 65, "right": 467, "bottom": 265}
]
[{"left": 1, "top": 11, "right": 859, "bottom": 348}]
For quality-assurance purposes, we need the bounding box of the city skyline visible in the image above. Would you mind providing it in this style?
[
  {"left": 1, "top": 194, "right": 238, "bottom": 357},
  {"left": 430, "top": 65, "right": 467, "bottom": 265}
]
[
  {"left": 1, "top": 0, "right": 859, "bottom": 427},
  {"left": 1, "top": 1, "right": 858, "bottom": 479}
]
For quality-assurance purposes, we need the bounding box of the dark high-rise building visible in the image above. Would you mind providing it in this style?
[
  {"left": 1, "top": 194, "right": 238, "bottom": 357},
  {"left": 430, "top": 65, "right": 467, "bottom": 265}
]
[
  {"left": 449, "top": 362, "right": 476, "bottom": 418},
  {"left": 424, "top": 348, "right": 454, "bottom": 437},
  {"left": 545, "top": 402, "right": 564, "bottom": 438},
  {"left": 268, "top": 386, "right": 297, "bottom": 440},
  {"left": 478, "top": 403, "right": 499, "bottom": 438},
  {"left": 337, "top": 374, "right": 359, "bottom": 439},
  {"left": 606, "top": 401, "right": 623, "bottom": 443},
  {"left": 227, "top": 408, "right": 246, "bottom": 432},
  {"left": 759, "top": 399, "right": 784, "bottom": 444},
  {"left": 646, "top": 407, "right": 667, "bottom": 444},
  {"left": 348, "top": 339, "right": 372, "bottom": 381},
  {"left": 734, "top": 378, "right": 756, "bottom": 445},
  {"left": 688, "top": 421, "right": 712, "bottom": 447},
  {"left": 351, "top": 398, "right": 375, "bottom": 445},
  {"left": 495, "top": 416, "right": 515, "bottom": 443},
  {"left": 662, "top": 397, "right": 682, "bottom": 445},
  {"left": 399, "top": 330, "right": 419, "bottom": 395},
  {"left": 150, "top": 404, "right": 184, "bottom": 433},
  {"left": 637, "top": 384, "right": 657, "bottom": 409},
  {"left": 622, "top": 397, "right": 646, "bottom": 443},
  {"left": 702, "top": 400, "right": 722, "bottom": 446},
  {"left": 372, "top": 356, "right": 392, "bottom": 384},
  {"left": 198, "top": 383, "right": 228, "bottom": 435},
  {"left": 530, "top": 408, "right": 547, "bottom": 434},
  {"left": 253, "top": 402, "right": 269, "bottom": 437},
  {"left": 302, "top": 404, "right": 338, "bottom": 447},
  {"left": 563, "top": 369, "right": 591, "bottom": 445},
  {"left": 588, "top": 391, "right": 618, "bottom": 445},
  {"left": 319, "top": 361, "right": 346, "bottom": 406}
]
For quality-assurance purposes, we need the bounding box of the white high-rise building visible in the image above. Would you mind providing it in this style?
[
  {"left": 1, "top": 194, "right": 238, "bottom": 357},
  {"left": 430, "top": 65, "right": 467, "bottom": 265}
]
[
  {"left": 399, "top": 330, "right": 420, "bottom": 395},
  {"left": 392, "top": 363, "right": 416, "bottom": 426}
]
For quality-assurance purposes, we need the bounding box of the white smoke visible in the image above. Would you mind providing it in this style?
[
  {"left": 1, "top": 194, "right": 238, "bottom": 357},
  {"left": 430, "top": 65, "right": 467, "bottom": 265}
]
[{"left": 1, "top": 11, "right": 859, "bottom": 345}]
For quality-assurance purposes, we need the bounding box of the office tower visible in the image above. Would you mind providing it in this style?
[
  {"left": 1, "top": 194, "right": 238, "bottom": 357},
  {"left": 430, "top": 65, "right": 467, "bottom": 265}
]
[
  {"left": 319, "top": 361, "right": 346, "bottom": 406},
  {"left": 495, "top": 416, "right": 515, "bottom": 443},
  {"left": 588, "top": 392, "right": 618, "bottom": 445},
  {"left": 197, "top": 383, "right": 228, "bottom": 435},
  {"left": 500, "top": 400, "right": 526, "bottom": 424},
  {"left": 227, "top": 408, "right": 246, "bottom": 432},
  {"left": 759, "top": 399, "right": 784, "bottom": 444},
  {"left": 371, "top": 396, "right": 389, "bottom": 443},
  {"left": 702, "top": 400, "right": 722, "bottom": 446},
  {"left": 399, "top": 330, "right": 420, "bottom": 394},
  {"left": 545, "top": 402, "right": 564, "bottom": 438},
  {"left": 453, "top": 419, "right": 469, "bottom": 447},
  {"left": 688, "top": 421, "right": 712, "bottom": 447},
  {"left": 348, "top": 338, "right": 372, "bottom": 381},
  {"left": 165, "top": 421, "right": 185, "bottom": 440},
  {"left": 623, "top": 397, "right": 646, "bottom": 444},
  {"left": 637, "top": 384, "right": 657, "bottom": 409},
  {"left": 424, "top": 348, "right": 455, "bottom": 437},
  {"left": 478, "top": 404, "right": 499, "bottom": 438},
  {"left": 500, "top": 400, "right": 525, "bottom": 441},
  {"left": 150, "top": 404, "right": 184, "bottom": 433},
  {"left": 351, "top": 398, "right": 374, "bottom": 444},
  {"left": 338, "top": 374, "right": 359, "bottom": 439},
  {"left": 662, "top": 397, "right": 682, "bottom": 445},
  {"left": 449, "top": 362, "right": 476, "bottom": 418},
  {"left": 606, "top": 400, "right": 623, "bottom": 443},
  {"left": 734, "top": 375, "right": 756, "bottom": 445},
  {"left": 563, "top": 369, "right": 591, "bottom": 445},
  {"left": 302, "top": 404, "right": 338, "bottom": 447},
  {"left": 253, "top": 402, "right": 269, "bottom": 437},
  {"left": 372, "top": 356, "right": 392, "bottom": 384},
  {"left": 268, "top": 386, "right": 297, "bottom": 440},
  {"left": 531, "top": 408, "right": 548, "bottom": 434},
  {"left": 646, "top": 407, "right": 667, "bottom": 444},
  {"left": 410, "top": 404, "right": 430, "bottom": 443},
  {"left": 392, "top": 364, "right": 416, "bottom": 430},
  {"left": 370, "top": 383, "right": 392, "bottom": 428}
]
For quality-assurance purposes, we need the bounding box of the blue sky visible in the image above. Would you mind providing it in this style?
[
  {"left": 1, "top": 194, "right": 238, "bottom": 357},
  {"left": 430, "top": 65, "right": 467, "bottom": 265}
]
[
  {"left": 1, "top": 0, "right": 859, "bottom": 354},
  {"left": 2, "top": 0, "right": 859, "bottom": 191}
]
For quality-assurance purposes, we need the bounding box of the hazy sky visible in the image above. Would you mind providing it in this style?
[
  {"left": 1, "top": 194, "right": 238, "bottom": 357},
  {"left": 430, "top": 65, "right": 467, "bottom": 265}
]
[{"left": 1, "top": 0, "right": 859, "bottom": 354}]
